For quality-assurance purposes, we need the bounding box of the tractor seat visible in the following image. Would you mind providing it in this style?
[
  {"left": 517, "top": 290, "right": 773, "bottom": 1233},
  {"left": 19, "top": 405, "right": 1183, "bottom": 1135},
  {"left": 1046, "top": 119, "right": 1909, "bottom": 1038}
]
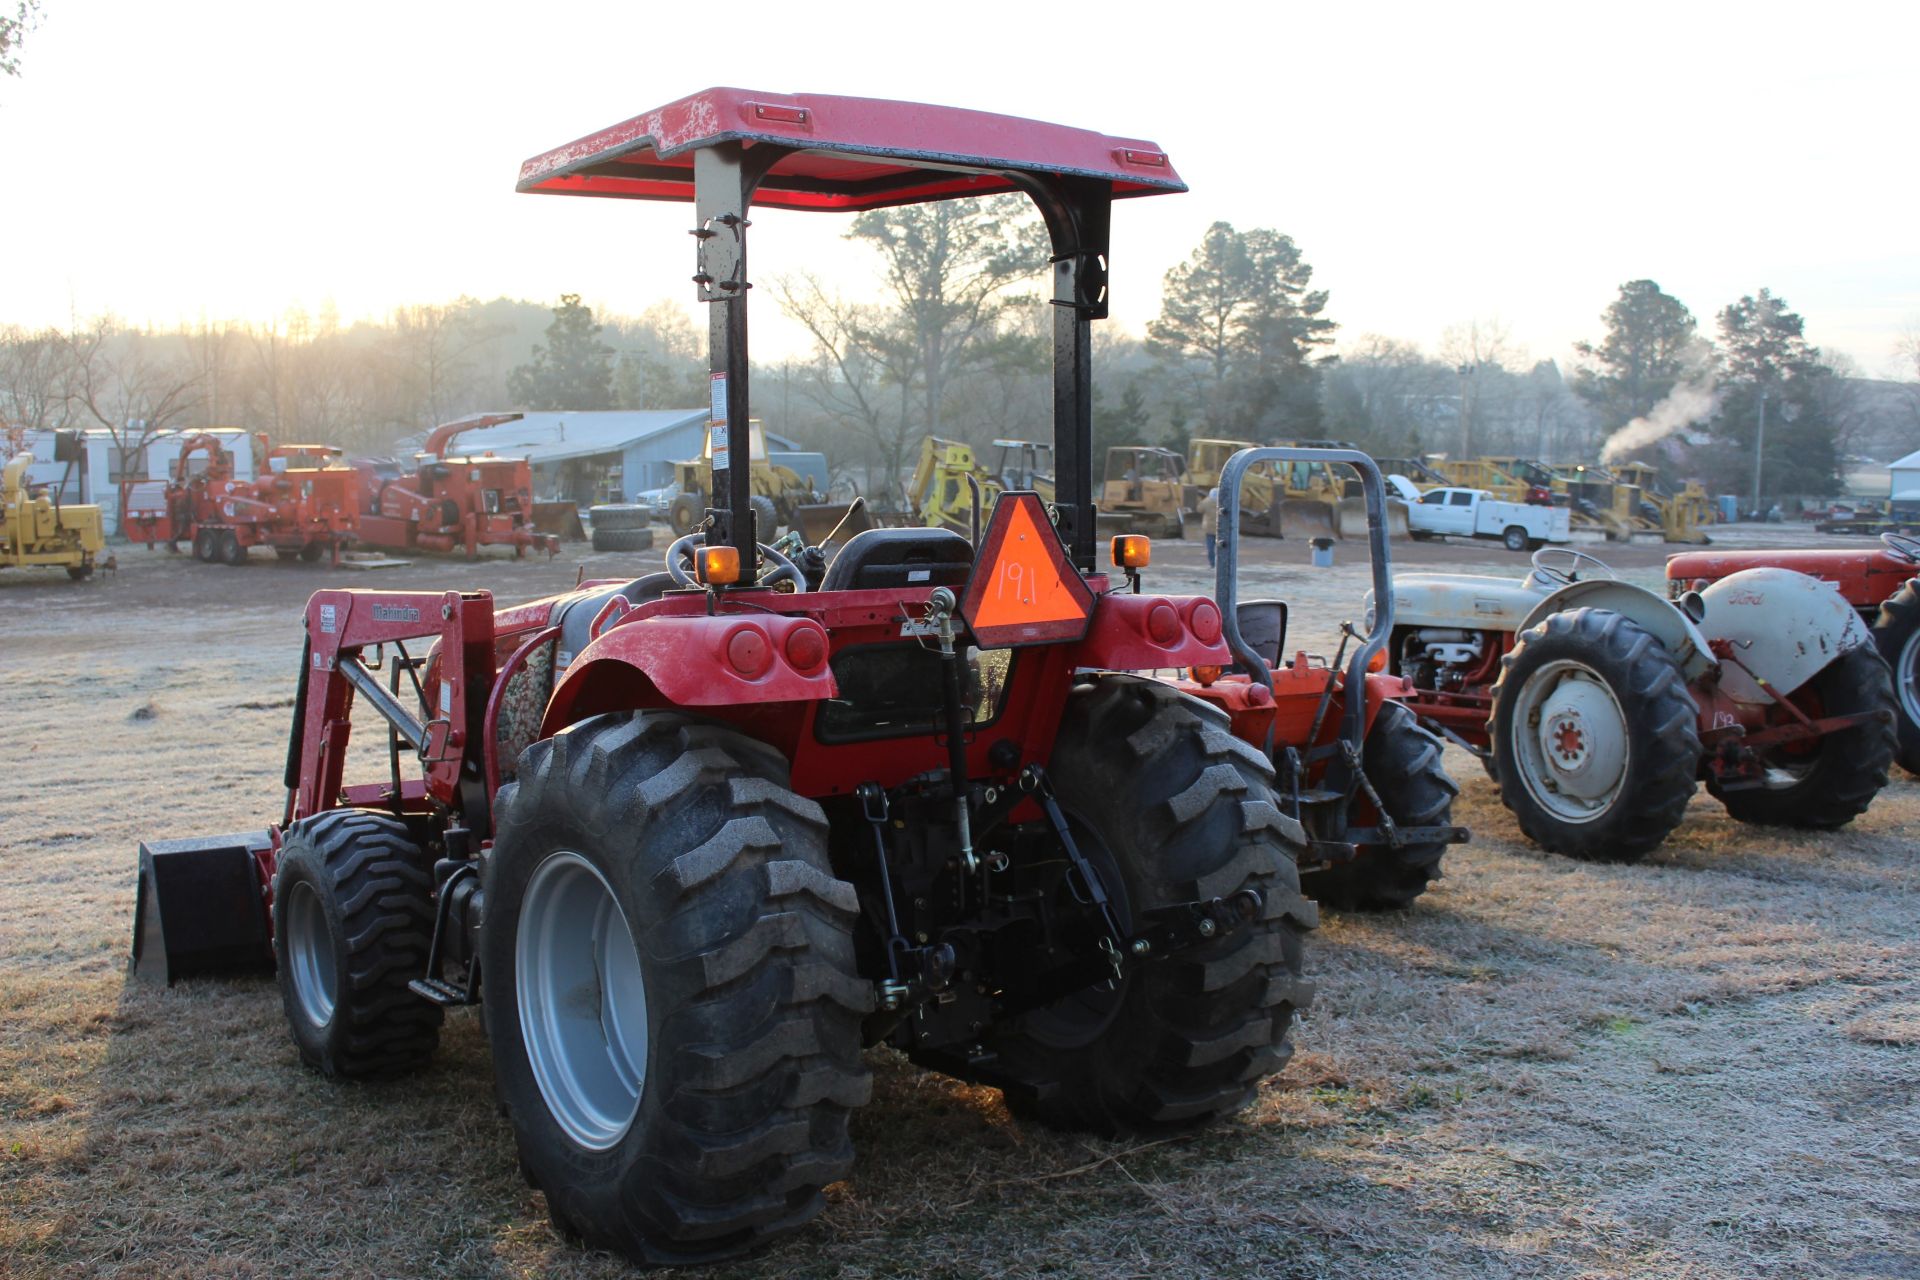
[
  {"left": 556, "top": 572, "right": 678, "bottom": 668},
  {"left": 820, "top": 527, "right": 973, "bottom": 592}
]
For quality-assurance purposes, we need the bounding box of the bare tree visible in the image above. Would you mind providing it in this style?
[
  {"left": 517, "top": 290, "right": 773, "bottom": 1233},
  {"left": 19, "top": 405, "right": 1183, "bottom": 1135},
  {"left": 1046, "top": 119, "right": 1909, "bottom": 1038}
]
[
  {"left": 1440, "top": 317, "right": 1519, "bottom": 456},
  {"left": 771, "top": 272, "right": 919, "bottom": 499},
  {"left": 0, "top": 324, "right": 71, "bottom": 432},
  {"left": 63, "top": 318, "right": 201, "bottom": 480}
]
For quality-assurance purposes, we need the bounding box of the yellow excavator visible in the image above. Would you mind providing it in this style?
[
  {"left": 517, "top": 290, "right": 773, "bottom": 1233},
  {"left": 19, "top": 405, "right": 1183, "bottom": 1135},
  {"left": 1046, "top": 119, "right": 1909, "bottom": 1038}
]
[
  {"left": 2, "top": 444, "right": 106, "bottom": 580},
  {"left": 908, "top": 436, "right": 1054, "bottom": 536}
]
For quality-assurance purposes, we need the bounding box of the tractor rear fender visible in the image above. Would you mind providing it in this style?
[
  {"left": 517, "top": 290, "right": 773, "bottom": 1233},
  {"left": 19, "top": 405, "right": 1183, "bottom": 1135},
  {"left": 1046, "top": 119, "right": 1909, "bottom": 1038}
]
[
  {"left": 1065, "top": 593, "right": 1233, "bottom": 672},
  {"left": 1519, "top": 580, "right": 1716, "bottom": 683},
  {"left": 541, "top": 612, "right": 836, "bottom": 734},
  {"left": 1694, "top": 567, "right": 1874, "bottom": 703}
]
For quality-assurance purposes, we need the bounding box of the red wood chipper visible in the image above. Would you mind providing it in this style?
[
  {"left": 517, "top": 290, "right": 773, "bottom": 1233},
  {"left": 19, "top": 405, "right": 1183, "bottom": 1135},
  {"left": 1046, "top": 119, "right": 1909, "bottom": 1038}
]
[
  {"left": 132, "top": 89, "right": 1325, "bottom": 1267},
  {"left": 122, "top": 433, "right": 360, "bottom": 566},
  {"left": 352, "top": 413, "right": 559, "bottom": 559}
]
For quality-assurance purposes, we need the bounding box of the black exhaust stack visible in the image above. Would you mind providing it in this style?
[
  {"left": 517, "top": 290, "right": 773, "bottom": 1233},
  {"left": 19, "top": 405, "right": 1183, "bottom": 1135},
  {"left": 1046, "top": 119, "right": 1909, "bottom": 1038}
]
[{"left": 129, "top": 831, "right": 276, "bottom": 984}]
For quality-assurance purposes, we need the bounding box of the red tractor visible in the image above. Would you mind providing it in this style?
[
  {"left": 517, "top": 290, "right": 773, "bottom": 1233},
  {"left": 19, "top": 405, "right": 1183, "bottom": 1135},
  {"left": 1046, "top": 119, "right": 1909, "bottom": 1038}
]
[
  {"left": 125, "top": 433, "right": 359, "bottom": 566},
  {"left": 353, "top": 413, "right": 559, "bottom": 559},
  {"left": 1388, "top": 548, "right": 1897, "bottom": 859},
  {"left": 1667, "top": 533, "right": 1920, "bottom": 774},
  {"left": 1171, "top": 446, "right": 1465, "bottom": 910},
  {"left": 131, "top": 90, "right": 1315, "bottom": 1267}
]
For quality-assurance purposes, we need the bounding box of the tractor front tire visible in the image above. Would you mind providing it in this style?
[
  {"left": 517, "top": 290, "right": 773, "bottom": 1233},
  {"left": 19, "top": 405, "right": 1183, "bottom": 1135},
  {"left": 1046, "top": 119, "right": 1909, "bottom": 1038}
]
[
  {"left": 1873, "top": 581, "right": 1920, "bottom": 775},
  {"left": 1707, "top": 644, "right": 1896, "bottom": 828},
  {"left": 968, "top": 676, "right": 1315, "bottom": 1136},
  {"left": 483, "top": 712, "right": 870, "bottom": 1266},
  {"left": 1491, "top": 607, "right": 1701, "bottom": 861},
  {"left": 668, "top": 493, "right": 703, "bottom": 537},
  {"left": 1304, "top": 700, "right": 1459, "bottom": 911},
  {"left": 272, "top": 809, "right": 443, "bottom": 1078}
]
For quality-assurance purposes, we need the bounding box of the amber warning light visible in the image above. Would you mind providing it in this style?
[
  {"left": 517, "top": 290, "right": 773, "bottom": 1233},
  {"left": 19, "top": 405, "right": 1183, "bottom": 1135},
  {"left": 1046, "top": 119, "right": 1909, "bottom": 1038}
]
[{"left": 958, "top": 492, "right": 1094, "bottom": 649}]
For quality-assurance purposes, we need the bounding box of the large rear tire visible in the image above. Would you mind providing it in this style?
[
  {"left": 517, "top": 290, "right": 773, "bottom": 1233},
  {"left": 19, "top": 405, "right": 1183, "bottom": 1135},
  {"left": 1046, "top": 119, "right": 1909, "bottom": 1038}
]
[
  {"left": 1873, "top": 581, "right": 1920, "bottom": 776},
  {"left": 1304, "top": 700, "right": 1459, "bottom": 911},
  {"left": 483, "top": 712, "right": 870, "bottom": 1266},
  {"left": 962, "top": 676, "right": 1315, "bottom": 1135},
  {"left": 272, "top": 809, "right": 443, "bottom": 1078},
  {"left": 1706, "top": 645, "right": 1896, "bottom": 828},
  {"left": 1491, "top": 607, "right": 1701, "bottom": 860}
]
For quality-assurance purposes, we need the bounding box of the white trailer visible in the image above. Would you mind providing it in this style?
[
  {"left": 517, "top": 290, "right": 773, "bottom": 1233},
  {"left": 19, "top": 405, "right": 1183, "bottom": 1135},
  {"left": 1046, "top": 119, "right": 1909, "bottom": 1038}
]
[{"left": 1393, "top": 480, "right": 1570, "bottom": 552}]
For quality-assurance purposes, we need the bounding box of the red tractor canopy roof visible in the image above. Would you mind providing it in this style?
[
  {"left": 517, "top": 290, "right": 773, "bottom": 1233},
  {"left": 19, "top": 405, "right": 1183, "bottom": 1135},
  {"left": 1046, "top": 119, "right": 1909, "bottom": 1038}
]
[{"left": 516, "top": 87, "right": 1186, "bottom": 211}]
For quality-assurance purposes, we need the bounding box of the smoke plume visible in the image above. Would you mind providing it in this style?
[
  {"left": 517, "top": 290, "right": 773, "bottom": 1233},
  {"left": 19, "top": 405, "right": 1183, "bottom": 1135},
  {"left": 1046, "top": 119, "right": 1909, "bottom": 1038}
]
[{"left": 1599, "top": 374, "right": 1718, "bottom": 463}]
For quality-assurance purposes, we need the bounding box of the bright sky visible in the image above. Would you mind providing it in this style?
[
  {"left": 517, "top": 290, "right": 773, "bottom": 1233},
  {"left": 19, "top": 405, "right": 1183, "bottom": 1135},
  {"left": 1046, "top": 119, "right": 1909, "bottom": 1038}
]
[{"left": 3, "top": 1, "right": 1916, "bottom": 377}]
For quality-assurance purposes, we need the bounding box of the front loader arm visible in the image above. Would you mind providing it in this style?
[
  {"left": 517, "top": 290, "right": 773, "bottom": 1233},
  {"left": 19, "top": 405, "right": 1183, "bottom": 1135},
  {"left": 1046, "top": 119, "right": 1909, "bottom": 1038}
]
[{"left": 287, "top": 589, "right": 496, "bottom": 826}]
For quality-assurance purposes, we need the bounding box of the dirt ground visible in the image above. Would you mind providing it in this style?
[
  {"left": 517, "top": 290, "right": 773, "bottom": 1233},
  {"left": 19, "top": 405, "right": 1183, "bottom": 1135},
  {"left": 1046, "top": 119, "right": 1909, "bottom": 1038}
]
[{"left": 1, "top": 525, "right": 1915, "bottom": 1279}]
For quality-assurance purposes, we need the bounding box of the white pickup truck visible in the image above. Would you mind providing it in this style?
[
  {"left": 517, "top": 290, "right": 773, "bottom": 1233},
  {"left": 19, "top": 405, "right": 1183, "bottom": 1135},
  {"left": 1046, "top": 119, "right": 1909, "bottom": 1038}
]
[{"left": 1388, "top": 479, "right": 1571, "bottom": 552}]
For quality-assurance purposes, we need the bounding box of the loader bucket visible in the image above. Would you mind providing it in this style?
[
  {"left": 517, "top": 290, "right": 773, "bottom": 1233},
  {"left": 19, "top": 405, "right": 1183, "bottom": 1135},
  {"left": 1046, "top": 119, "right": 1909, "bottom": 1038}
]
[
  {"left": 795, "top": 501, "right": 874, "bottom": 551},
  {"left": 1277, "top": 498, "right": 1340, "bottom": 541},
  {"left": 130, "top": 831, "right": 275, "bottom": 984},
  {"left": 1337, "top": 495, "right": 1412, "bottom": 540},
  {"left": 532, "top": 501, "right": 586, "bottom": 542}
]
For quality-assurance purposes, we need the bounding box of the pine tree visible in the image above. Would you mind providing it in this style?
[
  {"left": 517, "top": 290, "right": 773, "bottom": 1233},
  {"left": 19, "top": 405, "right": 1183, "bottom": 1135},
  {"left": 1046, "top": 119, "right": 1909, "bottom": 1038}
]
[{"left": 508, "top": 294, "right": 615, "bottom": 411}]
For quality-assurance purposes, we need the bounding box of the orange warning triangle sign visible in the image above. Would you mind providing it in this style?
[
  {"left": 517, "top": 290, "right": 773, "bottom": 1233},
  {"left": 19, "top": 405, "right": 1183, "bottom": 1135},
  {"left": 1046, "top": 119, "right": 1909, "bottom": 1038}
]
[{"left": 960, "top": 492, "right": 1093, "bottom": 647}]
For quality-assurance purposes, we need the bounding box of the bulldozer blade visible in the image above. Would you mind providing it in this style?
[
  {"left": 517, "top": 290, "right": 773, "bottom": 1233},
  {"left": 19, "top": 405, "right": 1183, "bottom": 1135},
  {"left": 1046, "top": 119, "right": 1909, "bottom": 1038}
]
[
  {"left": 532, "top": 501, "right": 586, "bottom": 542},
  {"left": 1277, "top": 499, "right": 1340, "bottom": 541},
  {"left": 795, "top": 501, "right": 873, "bottom": 550},
  {"left": 1336, "top": 495, "right": 1412, "bottom": 540},
  {"left": 130, "top": 831, "right": 275, "bottom": 985}
]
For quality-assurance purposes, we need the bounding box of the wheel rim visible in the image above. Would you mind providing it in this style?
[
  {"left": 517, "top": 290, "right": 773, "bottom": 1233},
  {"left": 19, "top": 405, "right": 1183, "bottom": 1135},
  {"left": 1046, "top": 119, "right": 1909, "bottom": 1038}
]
[
  {"left": 1899, "top": 628, "right": 1920, "bottom": 729},
  {"left": 1510, "top": 659, "right": 1631, "bottom": 823},
  {"left": 284, "top": 880, "right": 338, "bottom": 1028},
  {"left": 516, "top": 851, "right": 649, "bottom": 1151}
]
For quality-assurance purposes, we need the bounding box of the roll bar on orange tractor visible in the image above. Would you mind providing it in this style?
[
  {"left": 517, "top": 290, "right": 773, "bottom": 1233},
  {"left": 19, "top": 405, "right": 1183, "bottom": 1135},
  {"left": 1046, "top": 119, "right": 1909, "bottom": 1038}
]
[{"left": 516, "top": 87, "right": 1186, "bottom": 581}]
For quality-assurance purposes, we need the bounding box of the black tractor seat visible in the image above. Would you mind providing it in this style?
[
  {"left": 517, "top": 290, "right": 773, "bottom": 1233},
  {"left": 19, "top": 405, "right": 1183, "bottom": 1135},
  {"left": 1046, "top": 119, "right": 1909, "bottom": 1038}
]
[{"left": 820, "top": 527, "right": 972, "bottom": 592}]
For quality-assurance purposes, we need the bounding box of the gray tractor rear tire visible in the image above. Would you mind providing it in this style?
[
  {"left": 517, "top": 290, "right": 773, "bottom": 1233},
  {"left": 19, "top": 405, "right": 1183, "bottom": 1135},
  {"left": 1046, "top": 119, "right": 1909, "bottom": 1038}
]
[
  {"left": 952, "top": 676, "right": 1315, "bottom": 1135},
  {"left": 1490, "top": 607, "right": 1701, "bottom": 861},
  {"left": 483, "top": 712, "right": 870, "bottom": 1266},
  {"left": 1872, "top": 581, "right": 1920, "bottom": 775},
  {"left": 273, "top": 809, "right": 442, "bottom": 1078},
  {"left": 1303, "top": 700, "right": 1459, "bottom": 911},
  {"left": 1706, "top": 644, "right": 1896, "bottom": 828}
]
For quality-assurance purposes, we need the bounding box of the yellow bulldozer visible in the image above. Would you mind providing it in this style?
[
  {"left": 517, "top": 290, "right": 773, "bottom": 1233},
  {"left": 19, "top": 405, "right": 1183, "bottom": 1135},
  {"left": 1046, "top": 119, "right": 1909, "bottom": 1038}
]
[
  {"left": 2, "top": 446, "right": 106, "bottom": 580},
  {"left": 664, "top": 418, "right": 861, "bottom": 545},
  {"left": 1608, "top": 460, "right": 1714, "bottom": 543},
  {"left": 1188, "top": 437, "right": 1409, "bottom": 539},
  {"left": 908, "top": 436, "right": 1054, "bottom": 536},
  {"left": 1098, "top": 445, "right": 1186, "bottom": 538}
]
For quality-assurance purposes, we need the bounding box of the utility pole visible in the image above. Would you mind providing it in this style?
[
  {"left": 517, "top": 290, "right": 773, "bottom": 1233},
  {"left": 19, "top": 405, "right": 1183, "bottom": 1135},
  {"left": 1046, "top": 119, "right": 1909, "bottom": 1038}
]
[
  {"left": 1457, "top": 363, "right": 1475, "bottom": 457},
  {"left": 1750, "top": 388, "right": 1768, "bottom": 519}
]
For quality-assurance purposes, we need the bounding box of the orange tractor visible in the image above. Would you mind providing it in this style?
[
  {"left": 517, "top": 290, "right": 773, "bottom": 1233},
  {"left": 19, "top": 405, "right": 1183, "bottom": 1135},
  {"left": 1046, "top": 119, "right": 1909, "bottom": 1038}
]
[
  {"left": 124, "top": 433, "right": 359, "bottom": 566},
  {"left": 352, "top": 413, "right": 558, "bottom": 559},
  {"left": 1170, "top": 446, "right": 1464, "bottom": 909},
  {"left": 131, "top": 89, "right": 1326, "bottom": 1267}
]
